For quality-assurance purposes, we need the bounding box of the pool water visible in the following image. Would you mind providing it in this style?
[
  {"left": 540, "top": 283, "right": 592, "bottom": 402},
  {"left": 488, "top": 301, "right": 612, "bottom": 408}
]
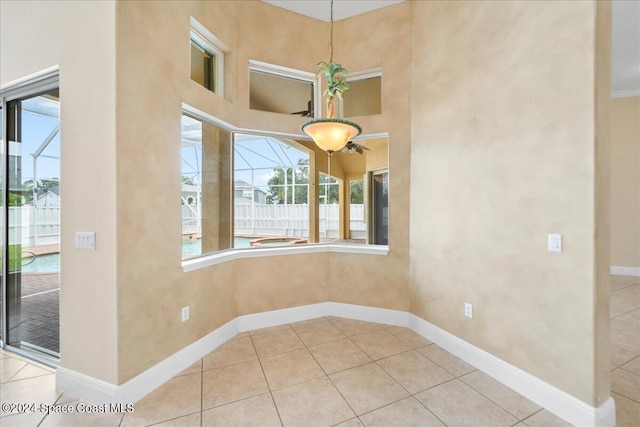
[
  {"left": 20, "top": 237, "right": 256, "bottom": 273},
  {"left": 22, "top": 253, "right": 60, "bottom": 273}
]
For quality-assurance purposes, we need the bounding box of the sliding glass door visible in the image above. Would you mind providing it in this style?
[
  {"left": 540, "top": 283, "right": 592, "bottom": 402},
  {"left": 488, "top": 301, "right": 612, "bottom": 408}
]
[
  {"left": 371, "top": 170, "right": 389, "bottom": 245},
  {"left": 1, "top": 77, "right": 60, "bottom": 359}
]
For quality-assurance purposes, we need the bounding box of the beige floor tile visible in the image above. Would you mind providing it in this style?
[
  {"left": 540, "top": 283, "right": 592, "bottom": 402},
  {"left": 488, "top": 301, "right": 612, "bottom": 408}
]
[
  {"left": 152, "top": 412, "right": 201, "bottom": 427},
  {"left": 203, "top": 337, "right": 257, "bottom": 370},
  {"left": 417, "top": 345, "right": 476, "bottom": 377},
  {"left": 9, "top": 363, "right": 55, "bottom": 382},
  {"left": 611, "top": 310, "right": 640, "bottom": 367},
  {"left": 175, "top": 360, "right": 201, "bottom": 377},
  {"left": 612, "top": 391, "right": 640, "bottom": 427},
  {"left": 611, "top": 285, "right": 640, "bottom": 318},
  {"left": 376, "top": 350, "right": 452, "bottom": 394},
  {"left": 1, "top": 411, "right": 46, "bottom": 426},
  {"left": 121, "top": 372, "right": 201, "bottom": 427},
  {"left": 331, "top": 318, "right": 386, "bottom": 337},
  {"left": 330, "top": 362, "right": 409, "bottom": 415},
  {"left": 54, "top": 392, "right": 79, "bottom": 405},
  {"left": 620, "top": 356, "right": 640, "bottom": 375},
  {"left": 385, "top": 326, "right": 433, "bottom": 348},
  {"left": 0, "top": 357, "right": 28, "bottom": 383},
  {"left": 290, "top": 317, "right": 328, "bottom": 327},
  {"left": 202, "top": 393, "right": 280, "bottom": 427},
  {"left": 308, "top": 338, "right": 372, "bottom": 375},
  {"left": 0, "top": 374, "right": 60, "bottom": 413},
  {"left": 292, "top": 319, "right": 345, "bottom": 346},
  {"left": 612, "top": 368, "right": 640, "bottom": 401},
  {"left": 202, "top": 359, "right": 268, "bottom": 409},
  {"left": 459, "top": 370, "right": 541, "bottom": 420},
  {"left": 522, "top": 409, "right": 571, "bottom": 427},
  {"left": 416, "top": 379, "right": 517, "bottom": 427},
  {"left": 40, "top": 409, "right": 124, "bottom": 427},
  {"left": 333, "top": 418, "right": 364, "bottom": 427},
  {"left": 272, "top": 376, "right": 355, "bottom": 427},
  {"left": 359, "top": 396, "right": 445, "bottom": 427},
  {"left": 232, "top": 331, "right": 250, "bottom": 339},
  {"left": 611, "top": 276, "right": 640, "bottom": 289},
  {"left": 249, "top": 324, "right": 292, "bottom": 336},
  {"left": 611, "top": 342, "right": 640, "bottom": 370},
  {"left": 251, "top": 328, "right": 304, "bottom": 358},
  {"left": 350, "top": 330, "right": 410, "bottom": 360},
  {"left": 261, "top": 348, "right": 325, "bottom": 390}
]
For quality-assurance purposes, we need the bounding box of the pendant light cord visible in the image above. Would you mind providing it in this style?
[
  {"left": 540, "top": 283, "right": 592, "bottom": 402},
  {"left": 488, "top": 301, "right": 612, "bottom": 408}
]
[{"left": 329, "top": 0, "right": 334, "bottom": 63}]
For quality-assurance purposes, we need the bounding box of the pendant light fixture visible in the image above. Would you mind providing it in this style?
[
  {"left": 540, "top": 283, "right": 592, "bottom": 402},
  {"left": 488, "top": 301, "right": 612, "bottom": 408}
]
[{"left": 301, "top": 0, "right": 361, "bottom": 156}]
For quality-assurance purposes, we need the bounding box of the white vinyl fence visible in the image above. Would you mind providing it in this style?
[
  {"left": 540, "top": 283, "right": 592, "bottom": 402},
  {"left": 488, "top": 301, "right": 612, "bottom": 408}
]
[
  {"left": 183, "top": 203, "right": 366, "bottom": 239},
  {"left": 9, "top": 206, "right": 60, "bottom": 246}
]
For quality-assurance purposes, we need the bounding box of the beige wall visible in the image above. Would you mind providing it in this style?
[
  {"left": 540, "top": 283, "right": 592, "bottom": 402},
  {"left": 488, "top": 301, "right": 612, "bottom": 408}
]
[
  {"left": 114, "top": 1, "right": 411, "bottom": 382},
  {"left": 611, "top": 96, "right": 640, "bottom": 268},
  {"left": 409, "top": 1, "right": 610, "bottom": 405},
  {"left": 2, "top": 0, "right": 611, "bottom": 408},
  {"left": 0, "top": 0, "right": 119, "bottom": 384}
]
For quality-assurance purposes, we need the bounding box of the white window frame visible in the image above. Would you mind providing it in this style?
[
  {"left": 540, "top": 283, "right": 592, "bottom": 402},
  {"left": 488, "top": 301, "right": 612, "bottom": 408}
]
[
  {"left": 338, "top": 67, "right": 382, "bottom": 118},
  {"left": 190, "top": 17, "right": 226, "bottom": 97},
  {"left": 248, "top": 60, "right": 321, "bottom": 119}
]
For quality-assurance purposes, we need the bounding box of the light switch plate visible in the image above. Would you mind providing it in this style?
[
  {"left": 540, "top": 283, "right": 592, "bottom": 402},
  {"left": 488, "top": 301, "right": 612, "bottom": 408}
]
[
  {"left": 548, "top": 234, "right": 562, "bottom": 252},
  {"left": 76, "top": 232, "right": 96, "bottom": 250},
  {"left": 464, "top": 303, "right": 473, "bottom": 318}
]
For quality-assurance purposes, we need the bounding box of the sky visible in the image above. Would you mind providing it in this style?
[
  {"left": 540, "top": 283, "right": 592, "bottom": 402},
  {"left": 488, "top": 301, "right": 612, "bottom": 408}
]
[
  {"left": 181, "top": 117, "right": 310, "bottom": 190},
  {"left": 10, "top": 96, "right": 61, "bottom": 185}
]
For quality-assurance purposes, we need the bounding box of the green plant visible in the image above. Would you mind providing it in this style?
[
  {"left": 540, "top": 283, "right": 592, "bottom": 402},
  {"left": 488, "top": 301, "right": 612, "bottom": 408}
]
[{"left": 316, "top": 61, "right": 349, "bottom": 119}]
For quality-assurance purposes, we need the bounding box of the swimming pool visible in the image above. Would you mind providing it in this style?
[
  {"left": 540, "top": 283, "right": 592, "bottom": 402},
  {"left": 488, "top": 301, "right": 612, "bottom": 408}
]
[
  {"left": 22, "top": 253, "right": 60, "bottom": 273},
  {"left": 182, "top": 237, "right": 252, "bottom": 256},
  {"left": 21, "top": 237, "right": 256, "bottom": 272}
]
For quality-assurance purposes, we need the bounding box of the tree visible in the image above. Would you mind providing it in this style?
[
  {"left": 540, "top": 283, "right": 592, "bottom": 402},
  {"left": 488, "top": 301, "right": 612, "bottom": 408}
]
[
  {"left": 22, "top": 178, "right": 60, "bottom": 205},
  {"left": 319, "top": 174, "right": 339, "bottom": 204},
  {"left": 350, "top": 180, "right": 363, "bottom": 204},
  {"left": 266, "top": 158, "right": 309, "bottom": 204}
]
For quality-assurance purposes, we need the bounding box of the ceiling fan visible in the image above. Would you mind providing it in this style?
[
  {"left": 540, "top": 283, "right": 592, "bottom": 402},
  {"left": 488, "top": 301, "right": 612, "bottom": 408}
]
[
  {"left": 341, "top": 141, "right": 370, "bottom": 154},
  {"left": 290, "top": 100, "right": 314, "bottom": 117}
]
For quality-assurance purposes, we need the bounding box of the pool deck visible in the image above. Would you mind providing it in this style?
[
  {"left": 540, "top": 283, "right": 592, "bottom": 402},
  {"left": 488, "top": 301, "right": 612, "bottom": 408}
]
[{"left": 17, "top": 272, "right": 60, "bottom": 355}]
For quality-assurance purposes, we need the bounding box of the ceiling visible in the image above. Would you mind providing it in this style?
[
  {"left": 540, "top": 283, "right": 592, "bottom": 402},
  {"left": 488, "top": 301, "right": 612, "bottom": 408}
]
[{"left": 263, "top": 0, "right": 640, "bottom": 98}]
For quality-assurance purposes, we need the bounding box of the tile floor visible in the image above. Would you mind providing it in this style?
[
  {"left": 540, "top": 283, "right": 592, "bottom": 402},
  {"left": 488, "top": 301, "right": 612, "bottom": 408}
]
[{"left": 0, "top": 275, "right": 638, "bottom": 427}]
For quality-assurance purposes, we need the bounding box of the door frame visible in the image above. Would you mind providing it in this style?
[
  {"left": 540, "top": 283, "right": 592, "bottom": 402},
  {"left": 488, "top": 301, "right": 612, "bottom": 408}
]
[{"left": 0, "top": 69, "right": 59, "bottom": 366}]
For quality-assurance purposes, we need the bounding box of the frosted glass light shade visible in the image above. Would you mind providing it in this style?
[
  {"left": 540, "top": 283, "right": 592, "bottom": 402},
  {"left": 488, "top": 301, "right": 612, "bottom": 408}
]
[{"left": 301, "top": 118, "right": 362, "bottom": 153}]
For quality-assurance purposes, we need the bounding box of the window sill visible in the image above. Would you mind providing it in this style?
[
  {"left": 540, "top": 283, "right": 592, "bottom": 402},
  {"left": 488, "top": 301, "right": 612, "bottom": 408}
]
[{"left": 182, "top": 243, "right": 389, "bottom": 273}]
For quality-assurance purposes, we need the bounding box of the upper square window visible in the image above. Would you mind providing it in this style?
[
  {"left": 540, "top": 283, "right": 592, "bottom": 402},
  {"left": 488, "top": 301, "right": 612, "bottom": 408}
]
[
  {"left": 190, "top": 18, "right": 225, "bottom": 96},
  {"left": 341, "top": 70, "right": 382, "bottom": 118},
  {"left": 249, "top": 60, "right": 319, "bottom": 118}
]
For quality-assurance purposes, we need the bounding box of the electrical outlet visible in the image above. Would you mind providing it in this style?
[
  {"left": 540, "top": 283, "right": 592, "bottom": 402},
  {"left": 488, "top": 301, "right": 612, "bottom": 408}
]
[
  {"left": 548, "top": 234, "right": 562, "bottom": 252},
  {"left": 181, "top": 305, "right": 190, "bottom": 322},
  {"left": 464, "top": 303, "right": 473, "bottom": 319}
]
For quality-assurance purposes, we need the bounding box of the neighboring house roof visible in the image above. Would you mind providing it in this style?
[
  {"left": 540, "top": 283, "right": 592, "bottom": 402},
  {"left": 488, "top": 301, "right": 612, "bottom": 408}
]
[
  {"left": 234, "top": 179, "right": 267, "bottom": 195},
  {"left": 37, "top": 186, "right": 60, "bottom": 198}
]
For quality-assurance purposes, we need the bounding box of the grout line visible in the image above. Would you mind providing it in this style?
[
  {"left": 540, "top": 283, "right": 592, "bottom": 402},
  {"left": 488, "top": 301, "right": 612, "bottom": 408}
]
[
  {"left": 249, "top": 332, "right": 284, "bottom": 426},
  {"left": 144, "top": 411, "right": 201, "bottom": 426},
  {"left": 610, "top": 306, "right": 640, "bottom": 320},
  {"left": 200, "top": 358, "right": 204, "bottom": 427},
  {"left": 458, "top": 370, "right": 538, "bottom": 421}
]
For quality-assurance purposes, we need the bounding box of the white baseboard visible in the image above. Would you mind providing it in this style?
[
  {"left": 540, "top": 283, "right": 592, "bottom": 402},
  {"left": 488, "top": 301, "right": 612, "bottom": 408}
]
[
  {"left": 408, "top": 314, "right": 615, "bottom": 427},
  {"left": 57, "top": 317, "right": 239, "bottom": 405},
  {"left": 56, "top": 303, "right": 614, "bottom": 427},
  {"left": 611, "top": 266, "right": 640, "bottom": 276}
]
